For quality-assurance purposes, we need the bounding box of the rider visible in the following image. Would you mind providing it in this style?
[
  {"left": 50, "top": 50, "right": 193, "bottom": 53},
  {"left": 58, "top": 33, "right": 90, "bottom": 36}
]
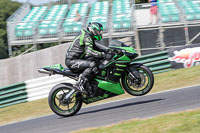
[{"left": 65, "top": 22, "right": 112, "bottom": 94}]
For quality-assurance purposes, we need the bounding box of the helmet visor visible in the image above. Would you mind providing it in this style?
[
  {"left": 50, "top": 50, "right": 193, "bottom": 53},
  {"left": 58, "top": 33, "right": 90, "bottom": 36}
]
[{"left": 97, "top": 29, "right": 103, "bottom": 36}]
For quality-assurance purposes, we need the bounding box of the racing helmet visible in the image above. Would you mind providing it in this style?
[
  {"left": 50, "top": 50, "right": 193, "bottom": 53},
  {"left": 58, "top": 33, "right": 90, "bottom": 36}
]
[{"left": 87, "top": 22, "right": 103, "bottom": 41}]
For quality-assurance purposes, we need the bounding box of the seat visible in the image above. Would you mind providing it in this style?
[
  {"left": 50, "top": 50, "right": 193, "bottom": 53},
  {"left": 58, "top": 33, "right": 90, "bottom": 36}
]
[
  {"left": 171, "top": 15, "right": 179, "bottom": 22},
  {"left": 63, "top": 3, "right": 88, "bottom": 34},
  {"left": 63, "top": 67, "right": 81, "bottom": 77},
  {"left": 159, "top": 3, "right": 180, "bottom": 23},
  {"left": 87, "top": 1, "right": 108, "bottom": 30},
  {"left": 112, "top": 0, "right": 131, "bottom": 29},
  {"left": 39, "top": 4, "right": 68, "bottom": 35},
  {"left": 15, "top": 6, "right": 48, "bottom": 37}
]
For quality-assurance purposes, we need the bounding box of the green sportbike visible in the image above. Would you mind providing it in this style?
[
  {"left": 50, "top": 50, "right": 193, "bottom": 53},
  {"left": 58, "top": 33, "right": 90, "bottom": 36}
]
[{"left": 38, "top": 42, "right": 154, "bottom": 117}]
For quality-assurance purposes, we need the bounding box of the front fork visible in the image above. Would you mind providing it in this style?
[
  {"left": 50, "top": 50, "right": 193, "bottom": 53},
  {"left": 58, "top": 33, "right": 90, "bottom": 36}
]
[
  {"left": 127, "top": 65, "right": 142, "bottom": 79},
  {"left": 65, "top": 89, "right": 76, "bottom": 99},
  {"left": 61, "top": 89, "right": 77, "bottom": 105}
]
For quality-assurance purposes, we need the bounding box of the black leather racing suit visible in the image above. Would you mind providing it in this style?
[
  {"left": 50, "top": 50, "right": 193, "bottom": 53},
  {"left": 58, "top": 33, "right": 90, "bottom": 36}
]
[{"left": 65, "top": 29, "right": 104, "bottom": 80}]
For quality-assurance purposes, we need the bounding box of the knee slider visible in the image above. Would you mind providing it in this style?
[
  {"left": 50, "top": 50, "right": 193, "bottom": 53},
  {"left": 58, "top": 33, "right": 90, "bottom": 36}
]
[
  {"left": 89, "top": 62, "right": 96, "bottom": 68},
  {"left": 92, "top": 67, "right": 99, "bottom": 74},
  {"left": 89, "top": 62, "right": 99, "bottom": 74}
]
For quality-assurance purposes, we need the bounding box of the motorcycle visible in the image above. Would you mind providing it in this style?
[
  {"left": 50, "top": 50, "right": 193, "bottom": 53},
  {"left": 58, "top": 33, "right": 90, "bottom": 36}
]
[{"left": 38, "top": 42, "right": 154, "bottom": 117}]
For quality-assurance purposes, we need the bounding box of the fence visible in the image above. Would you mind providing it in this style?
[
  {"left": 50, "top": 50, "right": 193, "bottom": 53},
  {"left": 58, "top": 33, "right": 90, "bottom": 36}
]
[
  {"left": 0, "top": 82, "right": 27, "bottom": 108},
  {"left": 7, "top": 15, "right": 134, "bottom": 45},
  {"left": 25, "top": 75, "right": 75, "bottom": 101},
  {"left": 132, "top": 51, "right": 172, "bottom": 74}
]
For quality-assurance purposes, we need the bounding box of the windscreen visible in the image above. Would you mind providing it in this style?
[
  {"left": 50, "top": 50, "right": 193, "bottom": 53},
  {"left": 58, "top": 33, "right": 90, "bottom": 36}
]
[{"left": 98, "top": 38, "right": 129, "bottom": 47}]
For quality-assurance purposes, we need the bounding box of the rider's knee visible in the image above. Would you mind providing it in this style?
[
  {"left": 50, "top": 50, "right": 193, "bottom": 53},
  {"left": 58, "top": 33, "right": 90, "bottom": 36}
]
[
  {"left": 90, "top": 62, "right": 99, "bottom": 74},
  {"left": 91, "top": 67, "right": 99, "bottom": 74},
  {"left": 89, "top": 62, "right": 96, "bottom": 68}
]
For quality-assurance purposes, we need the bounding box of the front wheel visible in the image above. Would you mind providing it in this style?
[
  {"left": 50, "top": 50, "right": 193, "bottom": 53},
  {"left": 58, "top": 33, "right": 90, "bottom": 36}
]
[
  {"left": 48, "top": 83, "right": 82, "bottom": 117},
  {"left": 121, "top": 65, "right": 154, "bottom": 96}
]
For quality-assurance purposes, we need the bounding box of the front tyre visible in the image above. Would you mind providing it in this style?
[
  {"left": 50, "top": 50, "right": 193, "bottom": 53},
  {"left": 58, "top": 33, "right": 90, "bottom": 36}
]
[
  {"left": 122, "top": 65, "right": 154, "bottom": 96},
  {"left": 48, "top": 83, "right": 82, "bottom": 117}
]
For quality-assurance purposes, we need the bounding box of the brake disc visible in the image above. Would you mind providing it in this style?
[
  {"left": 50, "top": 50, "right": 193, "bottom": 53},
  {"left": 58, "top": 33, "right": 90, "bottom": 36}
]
[
  {"left": 138, "top": 73, "right": 146, "bottom": 88},
  {"left": 59, "top": 94, "right": 69, "bottom": 106},
  {"left": 128, "top": 73, "right": 146, "bottom": 89}
]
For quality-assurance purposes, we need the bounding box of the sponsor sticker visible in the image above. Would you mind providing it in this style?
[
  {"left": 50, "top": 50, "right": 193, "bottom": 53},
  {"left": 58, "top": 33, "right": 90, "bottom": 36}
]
[{"left": 169, "top": 47, "right": 200, "bottom": 68}]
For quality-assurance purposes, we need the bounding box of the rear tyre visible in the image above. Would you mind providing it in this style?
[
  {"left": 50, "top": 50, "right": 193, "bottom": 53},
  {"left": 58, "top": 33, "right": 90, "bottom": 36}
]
[
  {"left": 48, "top": 83, "right": 82, "bottom": 117},
  {"left": 122, "top": 65, "right": 154, "bottom": 96}
]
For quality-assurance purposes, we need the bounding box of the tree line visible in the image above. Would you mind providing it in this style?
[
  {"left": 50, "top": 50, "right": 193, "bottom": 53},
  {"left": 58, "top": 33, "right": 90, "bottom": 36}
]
[{"left": 0, "top": 0, "right": 21, "bottom": 59}]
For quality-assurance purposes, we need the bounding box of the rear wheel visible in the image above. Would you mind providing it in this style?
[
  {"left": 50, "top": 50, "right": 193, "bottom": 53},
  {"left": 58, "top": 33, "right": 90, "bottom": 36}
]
[
  {"left": 48, "top": 83, "right": 82, "bottom": 117},
  {"left": 121, "top": 65, "right": 154, "bottom": 96}
]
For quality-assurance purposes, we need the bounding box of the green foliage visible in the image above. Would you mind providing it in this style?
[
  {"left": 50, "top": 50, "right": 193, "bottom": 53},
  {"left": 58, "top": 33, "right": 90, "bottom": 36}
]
[
  {"left": 136, "top": 0, "right": 149, "bottom": 4},
  {"left": 0, "top": 0, "right": 21, "bottom": 59},
  {"left": 37, "top": 43, "right": 58, "bottom": 49},
  {"left": 73, "top": 108, "right": 200, "bottom": 133},
  {"left": 12, "top": 42, "right": 59, "bottom": 56},
  {"left": 136, "top": 0, "right": 142, "bottom": 3}
]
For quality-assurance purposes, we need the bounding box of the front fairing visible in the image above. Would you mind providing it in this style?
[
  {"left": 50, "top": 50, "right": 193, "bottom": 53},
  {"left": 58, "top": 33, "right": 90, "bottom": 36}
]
[
  {"left": 109, "top": 43, "right": 138, "bottom": 60},
  {"left": 95, "top": 79, "right": 125, "bottom": 95}
]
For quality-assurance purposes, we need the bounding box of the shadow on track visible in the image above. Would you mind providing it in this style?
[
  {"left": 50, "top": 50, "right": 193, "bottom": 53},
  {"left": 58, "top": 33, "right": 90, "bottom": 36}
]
[
  {"left": 77, "top": 98, "right": 165, "bottom": 116},
  {"left": 56, "top": 98, "right": 165, "bottom": 119}
]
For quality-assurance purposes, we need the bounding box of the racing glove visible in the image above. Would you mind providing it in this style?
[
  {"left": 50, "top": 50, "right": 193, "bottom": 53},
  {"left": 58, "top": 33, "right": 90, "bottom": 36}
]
[{"left": 101, "top": 52, "right": 113, "bottom": 60}]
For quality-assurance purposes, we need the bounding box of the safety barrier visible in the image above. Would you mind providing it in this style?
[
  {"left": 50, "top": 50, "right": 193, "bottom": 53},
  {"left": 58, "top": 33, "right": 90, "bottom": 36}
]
[
  {"left": 25, "top": 75, "right": 75, "bottom": 102},
  {"left": 132, "top": 51, "right": 172, "bottom": 74},
  {"left": 0, "top": 51, "right": 172, "bottom": 108},
  {"left": 0, "top": 82, "right": 27, "bottom": 108}
]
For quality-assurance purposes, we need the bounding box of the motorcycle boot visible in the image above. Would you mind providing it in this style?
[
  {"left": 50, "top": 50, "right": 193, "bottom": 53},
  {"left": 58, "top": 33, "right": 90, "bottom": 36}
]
[{"left": 73, "top": 74, "right": 88, "bottom": 94}]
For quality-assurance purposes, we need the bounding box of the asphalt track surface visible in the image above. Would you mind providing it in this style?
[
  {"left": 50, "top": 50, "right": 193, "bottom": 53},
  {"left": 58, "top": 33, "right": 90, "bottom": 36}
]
[{"left": 1, "top": 85, "right": 200, "bottom": 133}]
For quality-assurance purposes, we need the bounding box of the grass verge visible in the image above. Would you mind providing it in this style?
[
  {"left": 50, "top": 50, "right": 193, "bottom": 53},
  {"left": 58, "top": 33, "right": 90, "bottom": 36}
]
[
  {"left": 72, "top": 108, "right": 200, "bottom": 133},
  {"left": 0, "top": 65, "right": 200, "bottom": 126}
]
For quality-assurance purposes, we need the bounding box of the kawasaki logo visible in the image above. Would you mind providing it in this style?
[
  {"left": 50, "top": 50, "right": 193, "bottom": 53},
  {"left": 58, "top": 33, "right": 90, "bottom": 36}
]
[
  {"left": 86, "top": 94, "right": 109, "bottom": 103},
  {"left": 169, "top": 47, "right": 200, "bottom": 68}
]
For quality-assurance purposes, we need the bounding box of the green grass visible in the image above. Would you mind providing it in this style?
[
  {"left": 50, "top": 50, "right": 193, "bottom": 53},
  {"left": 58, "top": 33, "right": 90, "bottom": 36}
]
[
  {"left": 0, "top": 65, "right": 200, "bottom": 126},
  {"left": 72, "top": 108, "right": 200, "bottom": 133}
]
